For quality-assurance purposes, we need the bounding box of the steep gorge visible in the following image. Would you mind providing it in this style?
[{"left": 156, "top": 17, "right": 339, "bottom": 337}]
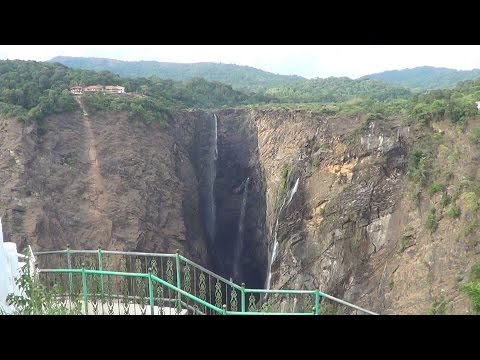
[{"left": 0, "top": 107, "right": 479, "bottom": 314}]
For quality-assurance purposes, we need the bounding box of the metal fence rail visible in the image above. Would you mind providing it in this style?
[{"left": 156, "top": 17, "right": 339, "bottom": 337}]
[
  {"left": 34, "top": 248, "right": 378, "bottom": 315},
  {"left": 39, "top": 267, "right": 225, "bottom": 315}
]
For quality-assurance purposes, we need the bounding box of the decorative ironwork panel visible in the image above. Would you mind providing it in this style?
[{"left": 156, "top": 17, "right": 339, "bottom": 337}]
[
  {"left": 215, "top": 279, "right": 222, "bottom": 309},
  {"left": 198, "top": 273, "right": 206, "bottom": 301},
  {"left": 230, "top": 287, "right": 238, "bottom": 312},
  {"left": 183, "top": 264, "right": 191, "bottom": 294},
  {"left": 106, "top": 275, "right": 114, "bottom": 315},
  {"left": 166, "top": 259, "right": 174, "bottom": 285},
  {"left": 150, "top": 259, "right": 158, "bottom": 276},
  {"left": 248, "top": 294, "right": 257, "bottom": 312},
  {"left": 156, "top": 282, "right": 164, "bottom": 315}
]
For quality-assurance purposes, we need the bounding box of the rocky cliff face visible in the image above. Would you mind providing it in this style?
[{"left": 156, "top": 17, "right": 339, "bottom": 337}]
[
  {"left": 1, "top": 106, "right": 478, "bottom": 314},
  {"left": 215, "top": 109, "right": 479, "bottom": 314},
  {"left": 0, "top": 110, "right": 209, "bottom": 266}
]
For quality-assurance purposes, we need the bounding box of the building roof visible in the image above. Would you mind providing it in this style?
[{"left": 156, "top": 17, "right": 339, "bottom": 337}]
[
  {"left": 105, "top": 85, "right": 125, "bottom": 90},
  {"left": 84, "top": 85, "right": 104, "bottom": 90}
]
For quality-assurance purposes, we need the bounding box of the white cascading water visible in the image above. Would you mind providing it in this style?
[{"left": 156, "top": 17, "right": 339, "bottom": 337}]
[
  {"left": 232, "top": 177, "right": 250, "bottom": 282},
  {"left": 266, "top": 177, "right": 300, "bottom": 290},
  {"left": 287, "top": 177, "right": 300, "bottom": 206},
  {"left": 214, "top": 114, "right": 218, "bottom": 160}
]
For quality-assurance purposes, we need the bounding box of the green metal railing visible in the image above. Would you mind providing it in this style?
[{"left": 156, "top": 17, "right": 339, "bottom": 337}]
[
  {"left": 35, "top": 248, "right": 245, "bottom": 314},
  {"left": 35, "top": 248, "right": 378, "bottom": 315},
  {"left": 39, "top": 267, "right": 226, "bottom": 315}
]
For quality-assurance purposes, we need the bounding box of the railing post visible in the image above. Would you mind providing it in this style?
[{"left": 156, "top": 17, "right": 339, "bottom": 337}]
[
  {"left": 241, "top": 283, "right": 246, "bottom": 313},
  {"left": 66, "top": 244, "right": 73, "bottom": 300},
  {"left": 98, "top": 247, "right": 105, "bottom": 298},
  {"left": 315, "top": 289, "right": 320, "bottom": 315},
  {"left": 148, "top": 268, "right": 155, "bottom": 315},
  {"left": 222, "top": 304, "right": 227, "bottom": 315},
  {"left": 81, "top": 263, "right": 88, "bottom": 315},
  {"left": 175, "top": 249, "right": 182, "bottom": 313}
]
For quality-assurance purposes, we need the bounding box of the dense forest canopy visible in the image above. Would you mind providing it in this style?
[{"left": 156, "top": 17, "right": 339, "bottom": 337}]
[
  {"left": 1, "top": 59, "right": 480, "bottom": 134},
  {"left": 362, "top": 66, "right": 480, "bottom": 92},
  {"left": 264, "top": 77, "right": 411, "bottom": 103},
  {"left": 49, "top": 56, "right": 306, "bottom": 93},
  {"left": 51, "top": 57, "right": 480, "bottom": 95},
  {"left": 0, "top": 60, "right": 271, "bottom": 128}
]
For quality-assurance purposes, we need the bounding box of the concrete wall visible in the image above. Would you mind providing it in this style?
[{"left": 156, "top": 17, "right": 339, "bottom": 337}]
[{"left": 0, "top": 218, "right": 22, "bottom": 314}]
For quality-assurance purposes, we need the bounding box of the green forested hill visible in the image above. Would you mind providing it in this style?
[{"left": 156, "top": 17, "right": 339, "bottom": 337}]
[
  {"left": 0, "top": 60, "right": 271, "bottom": 129},
  {"left": 49, "top": 56, "right": 305, "bottom": 93},
  {"left": 265, "top": 76, "right": 411, "bottom": 103},
  {"left": 362, "top": 66, "right": 480, "bottom": 92}
]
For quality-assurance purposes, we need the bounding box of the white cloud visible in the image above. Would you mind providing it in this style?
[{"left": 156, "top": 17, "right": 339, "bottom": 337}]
[{"left": 1, "top": 45, "right": 480, "bottom": 79}]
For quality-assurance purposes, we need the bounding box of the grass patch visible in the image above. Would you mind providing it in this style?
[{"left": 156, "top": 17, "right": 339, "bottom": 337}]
[
  {"left": 429, "top": 297, "right": 447, "bottom": 315},
  {"left": 464, "top": 219, "right": 478, "bottom": 236}
]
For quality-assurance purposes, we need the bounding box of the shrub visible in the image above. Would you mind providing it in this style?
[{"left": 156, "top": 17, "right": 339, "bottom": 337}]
[
  {"left": 5, "top": 252, "right": 82, "bottom": 315},
  {"left": 439, "top": 193, "right": 451, "bottom": 208},
  {"left": 471, "top": 262, "right": 480, "bottom": 281},
  {"left": 428, "top": 182, "right": 444, "bottom": 196},
  {"left": 447, "top": 204, "right": 461, "bottom": 219},
  {"left": 461, "top": 192, "right": 479, "bottom": 212},
  {"left": 461, "top": 282, "right": 480, "bottom": 314},
  {"left": 469, "top": 127, "right": 480, "bottom": 144},
  {"left": 461, "top": 262, "right": 480, "bottom": 314},
  {"left": 464, "top": 219, "right": 478, "bottom": 236},
  {"left": 407, "top": 149, "right": 430, "bottom": 184},
  {"left": 444, "top": 171, "right": 454, "bottom": 181},
  {"left": 425, "top": 208, "right": 438, "bottom": 233}
]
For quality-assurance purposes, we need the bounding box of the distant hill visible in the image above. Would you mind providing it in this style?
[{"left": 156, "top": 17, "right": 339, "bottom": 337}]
[
  {"left": 49, "top": 56, "right": 305, "bottom": 93},
  {"left": 362, "top": 66, "right": 480, "bottom": 92},
  {"left": 265, "top": 76, "right": 411, "bottom": 103}
]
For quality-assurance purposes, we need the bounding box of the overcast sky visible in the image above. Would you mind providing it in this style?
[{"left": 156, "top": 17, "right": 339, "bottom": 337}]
[{"left": 1, "top": 45, "right": 480, "bottom": 79}]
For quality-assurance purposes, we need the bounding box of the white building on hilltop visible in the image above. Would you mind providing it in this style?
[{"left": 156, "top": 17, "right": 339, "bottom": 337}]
[{"left": 70, "top": 85, "right": 126, "bottom": 95}]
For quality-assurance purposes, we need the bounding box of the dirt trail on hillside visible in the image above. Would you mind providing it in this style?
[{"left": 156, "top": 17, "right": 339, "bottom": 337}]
[{"left": 74, "top": 97, "right": 108, "bottom": 221}]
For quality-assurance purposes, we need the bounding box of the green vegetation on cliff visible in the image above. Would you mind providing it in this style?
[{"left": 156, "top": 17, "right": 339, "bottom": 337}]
[{"left": 461, "top": 262, "right": 480, "bottom": 314}]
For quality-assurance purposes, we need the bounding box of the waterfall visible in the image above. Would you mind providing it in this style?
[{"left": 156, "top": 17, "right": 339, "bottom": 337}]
[
  {"left": 205, "top": 114, "right": 218, "bottom": 245},
  {"left": 266, "top": 177, "right": 300, "bottom": 290},
  {"left": 214, "top": 114, "right": 218, "bottom": 160},
  {"left": 232, "top": 177, "right": 250, "bottom": 282},
  {"left": 287, "top": 177, "right": 300, "bottom": 206},
  {"left": 266, "top": 197, "right": 285, "bottom": 291}
]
